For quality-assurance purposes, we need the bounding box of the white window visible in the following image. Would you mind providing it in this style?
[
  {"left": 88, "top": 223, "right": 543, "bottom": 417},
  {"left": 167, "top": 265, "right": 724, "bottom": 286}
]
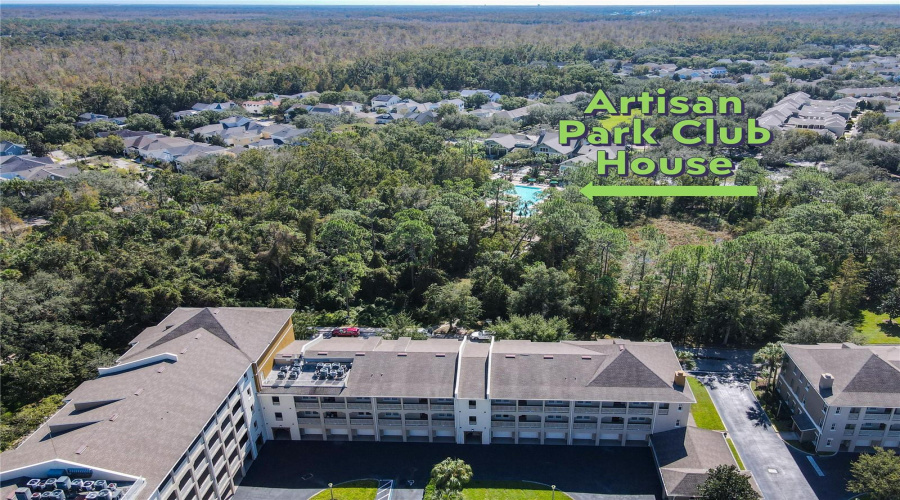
[
  {"left": 676, "top": 420, "right": 681, "bottom": 427},
  {"left": 831, "top": 423, "right": 836, "bottom": 431},
  {"left": 274, "top": 412, "right": 283, "bottom": 422},
  {"left": 835, "top": 407, "right": 842, "bottom": 415},
  {"left": 826, "top": 438, "right": 833, "bottom": 447},
  {"left": 272, "top": 397, "right": 280, "bottom": 406}
]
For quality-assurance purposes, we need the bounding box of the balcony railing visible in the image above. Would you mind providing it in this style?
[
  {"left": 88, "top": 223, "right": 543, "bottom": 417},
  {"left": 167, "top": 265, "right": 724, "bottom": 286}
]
[
  {"left": 379, "top": 419, "right": 402, "bottom": 426},
  {"left": 324, "top": 418, "right": 347, "bottom": 425},
  {"left": 859, "top": 429, "right": 884, "bottom": 436},
  {"left": 628, "top": 424, "right": 651, "bottom": 431},
  {"left": 628, "top": 408, "right": 653, "bottom": 415},
  {"left": 600, "top": 423, "right": 624, "bottom": 430},
  {"left": 347, "top": 403, "right": 372, "bottom": 409},
  {"left": 545, "top": 422, "right": 569, "bottom": 429},
  {"left": 404, "top": 404, "right": 428, "bottom": 410},
  {"left": 886, "top": 430, "right": 900, "bottom": 437},
  {"left": 405, "top": 420, "right": 429, "bottom": 426},
  {"left": 848, "top": 413, "right": 860, "bottom": 420},
  {"left": 519, "top": 406, "right": 542, "bottom": 413},
  {"left": 573, "top": 423, "right": 597, "bottom": 429},
  {"left": 892, "top": 413, "right": 900, "bottom": 420},
  {"left": 574, "top": 407, "right": 600, "bottom": 414},
  {"left": 322, "top": 403, "right": 346, "bottom": 409},
  {"left": 298, "top": 418, "right": 321, "bottom": 426},
  {"left": 843, "top": 430, "right": 855, "bottom": 436},
  {"left": 432, "top": 420, "right": 455, "bottom": 427},
  {"left": 491, "top": 421, "right": 515, "bottom": 428},
  {"left": 430, "top": 402, "right": 454, "bottom": 409},
  {"left": 601, "top": 408, "right": 626, "bottom": 414},
  {"left": 295, "top": 402, "right": 320, "bottom": 409},
  {"left": 350, "top": 419, "right": 374, "bottom": 426},
  {"left": 864, "top": 414, "right": 891, "bottom": 421},
  {"left": 545, "top": 407, "right": 570, "bottom": 413},
  {"left": 657, "top": 409, "right": 669, "bottom": 415},
  {"left": 518, "top": 422, "right": 541, "bottom": 428},
  {"left": 377, "top": 404, "right": 402, "bottom": 410},
  {"left": 491, "top": 405, "right": 517, "bottom": 412}
]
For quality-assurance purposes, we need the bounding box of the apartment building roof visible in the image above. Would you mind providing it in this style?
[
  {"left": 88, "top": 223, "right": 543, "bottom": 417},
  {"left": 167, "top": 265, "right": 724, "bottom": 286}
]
[
  {"left": 0, "top": 307, "right": 294, "bottom": 500},
  {"left": 651, "top": 426, "right": 743, "bottom": 499},
  {"left": 783, "top": 343, "right": 900, "bottom": 407},
  {"left": 458, "top": 341, "right": 491, "bottom": 399},
  {"left": 489, "top": 340, "right": 694, "bottom": 403}
]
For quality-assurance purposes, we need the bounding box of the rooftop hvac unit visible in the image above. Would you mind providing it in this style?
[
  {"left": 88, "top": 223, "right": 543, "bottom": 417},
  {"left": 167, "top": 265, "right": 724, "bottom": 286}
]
[
  {"left": 71, "top": 480, "right": 83, "bottom": 492},
  {"left": 66, "top": 469, "right": 93, "bottom": 480},
  {"left": 15, "top": 488, "right": 32, "bottom": 500},
  {"left": 95, "top": 490, "right": 112, "bottom": 500},
  {"left": 26, "top": 480, "right": 41, "bottom": 490},
  {"left": 93, "top": 481, "right": 107, "bottom": 491},
  {"left": 85, "top": 492, "right": 99, "bottom": 500},
  {"left": 54, "top": 477, "right": 71, "bottom": 491},
  {"left": 82, "top": 482, "right": 94, "bottom": 491},
  {"left": 48, "top": 491, "right": 65, "bottom": 500},
  {"left": 41, "top": 480, "right": 56, "bottom": 492},
  {"left": 29, "top": 493, "right": 41, "bottom": 500}
]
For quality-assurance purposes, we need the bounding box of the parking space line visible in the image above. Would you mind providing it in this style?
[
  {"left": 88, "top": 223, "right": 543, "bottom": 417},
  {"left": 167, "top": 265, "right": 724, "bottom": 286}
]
[
  {"left": 806, "top": 456, "right": 825, "bottom": 477},
  {"left": 376, "top": 479, "right": 393, "bottom": 500}
]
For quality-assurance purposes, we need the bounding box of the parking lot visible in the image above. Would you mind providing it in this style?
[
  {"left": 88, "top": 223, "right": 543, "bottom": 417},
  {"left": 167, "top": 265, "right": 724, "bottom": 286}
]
[{"left": 234, "top": 441, "right": 661, "bottom": 500}]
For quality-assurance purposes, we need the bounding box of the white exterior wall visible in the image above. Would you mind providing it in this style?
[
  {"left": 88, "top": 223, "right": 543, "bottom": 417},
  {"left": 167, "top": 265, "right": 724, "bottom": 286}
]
[{"left": 455, "top": 398, "right": 490, "bottom": 444}]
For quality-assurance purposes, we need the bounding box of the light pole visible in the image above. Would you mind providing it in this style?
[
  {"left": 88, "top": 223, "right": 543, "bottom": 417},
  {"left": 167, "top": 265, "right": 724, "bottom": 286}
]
[
  {"left": 329, "top": 483, "right": 334, "bottom": 500},
  {"left": 551, "top": 485, "right": 556, "bottom": 500}
]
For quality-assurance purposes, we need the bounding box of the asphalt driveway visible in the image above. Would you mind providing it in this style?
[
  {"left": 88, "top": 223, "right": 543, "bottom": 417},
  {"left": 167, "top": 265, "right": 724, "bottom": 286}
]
[
  {"left": 701, "top": 373, "right": 819, "bottom": 500},
  {"left": 234, "top": 441, "right": 660, "bottom": 500}
]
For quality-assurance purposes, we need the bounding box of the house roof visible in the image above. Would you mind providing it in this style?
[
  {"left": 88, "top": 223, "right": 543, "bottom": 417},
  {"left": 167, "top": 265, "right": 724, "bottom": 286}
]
[
  {"left": 457, "top": 341, "right": 490, "bottom": 399},
  {"left": 0, "top": 308, "right": 294, "bottom": 500},
  {"left": 783, "top": 343, "right": 900, "bottom": 407},
  {"left": 651, "top": 427, "right": 742, "bottom": 499}
]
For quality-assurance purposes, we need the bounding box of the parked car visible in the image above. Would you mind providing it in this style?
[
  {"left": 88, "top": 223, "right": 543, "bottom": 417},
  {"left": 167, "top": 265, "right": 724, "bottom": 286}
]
[{"left": 332, "top": 327, "right": 361, "bottom": 337}]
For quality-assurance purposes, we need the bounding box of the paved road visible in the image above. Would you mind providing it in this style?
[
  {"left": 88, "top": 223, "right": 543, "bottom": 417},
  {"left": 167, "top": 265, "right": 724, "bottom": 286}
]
[{"left": 701, "top": 373, "right": 818, "bottom": 500}]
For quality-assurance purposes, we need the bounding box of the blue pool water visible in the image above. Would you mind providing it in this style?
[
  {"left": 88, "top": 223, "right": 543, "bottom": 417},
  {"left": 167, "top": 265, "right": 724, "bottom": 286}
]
[{"left": 512, "top": 185, "right": 543, "bottom": 205}]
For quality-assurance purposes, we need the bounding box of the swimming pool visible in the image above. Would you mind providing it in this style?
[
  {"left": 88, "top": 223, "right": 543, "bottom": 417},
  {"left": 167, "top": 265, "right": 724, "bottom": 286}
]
[{"left": 510, "top": 185, "right": 544, "bottom": 215}]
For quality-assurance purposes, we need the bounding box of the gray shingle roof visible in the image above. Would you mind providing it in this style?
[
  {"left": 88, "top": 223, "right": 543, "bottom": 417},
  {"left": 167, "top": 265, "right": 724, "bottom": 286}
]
[
  {"left": 0, "top": 307, "right": 294, "bottom": 500},
  {"left": 651, "top": 427, "right": 739, "bottom": 499},
  {"left": 783, "top": 343, "right": 900, "bottom": 407}
]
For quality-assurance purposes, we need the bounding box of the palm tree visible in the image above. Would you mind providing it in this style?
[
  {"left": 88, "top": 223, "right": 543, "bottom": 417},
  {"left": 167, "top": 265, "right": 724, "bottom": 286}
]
[
  {"left": 430, "top": 458, "right": 473, "bottom": 497},
  {"left": 753, "top": 342, "right": 784, "bottom": 392}
]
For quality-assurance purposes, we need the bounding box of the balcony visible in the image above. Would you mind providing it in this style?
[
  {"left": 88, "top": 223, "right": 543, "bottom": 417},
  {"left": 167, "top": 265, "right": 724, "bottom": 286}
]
[
  {"left": 491, "top": 405, "right": 517, "bottom": 412},
  {"left": 545, "top": 407, "right": 570, "bottom": 413},
  {"left": 491, "top": 421, "right": 515, "bottom": 428},
  {"left": 545, "top": 422, "right": 569, "bottom": 429},
  {"left": 848, "top": 413, "right": 860, "bottom": 420},
  {"left": 574, "top": 407, "right": 600, "bottom": 414},
  {"left": 859, "top": 429, "right": 884, "bottom": 436},
  {"left": 601, "top": 407, "right": 626, "bottom": 414},
  {"left": 628, "top": 424, "right": 651, "bottom": 431},
  {"left": 379, "top": 419, "right": 402, "bottom": 426},
  {"left": 893, "top": 413, "right": 900, "bottom": 420},
  {"left": 377, "top": 404, "right": 402, "bottom": 410},
  {"left": 295, "top": 402, "right": 320, "bottom": 409},
  {"left": 404, "top": 404, "right": 428, "bottom": 410},
  {"left": 573, "top": 423, "right": 597, "bottom": 429},
  {"left": 432, "top": 420, "right": 455, "bottom": 427},
  {"left": 843, "top": 430, "right": 855, "bottom": 436},
  {"left": 864, "top": 413, "right": 891, "bottom": 421},
  {"left": 519, "top": 406, "right": 543, "bottom": 413},
  {"left": 657, "top": 409, "right": 669, "bottom": 415},
  {"left": 405, "top": 420, "right": 429, "bottom": 426},
  {"left": 347, "top": 403, "right": 372, "bottom": 410},
  {"left": 324, "top": 418, "right": 347, "bottom": 425},
  {"left": 518, "top": 422, "right": 541, "bottom": 428},
  {"left": 628, "top": 408, "right": 653, "bottom": 415},
  {"left": 350, "top": 419, "right": 374, "bottom": 426},
  {"left": 430, "top": 402, "right": 454, "bottom": 409},
  {"left": 600, "top": 423, "right": 624, "bottom": 430},
  {"left": 886, "top": 431, "right": 900, "bottom": 437}
]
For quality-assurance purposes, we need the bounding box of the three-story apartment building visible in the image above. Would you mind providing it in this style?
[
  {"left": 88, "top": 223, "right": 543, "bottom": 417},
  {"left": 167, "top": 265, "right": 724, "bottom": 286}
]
[
  {"left": 257, "top": 336, "right": 695, "bottom": 446},
  {"left": 777, "top": 343, "right": 900, "bottom": 453}
]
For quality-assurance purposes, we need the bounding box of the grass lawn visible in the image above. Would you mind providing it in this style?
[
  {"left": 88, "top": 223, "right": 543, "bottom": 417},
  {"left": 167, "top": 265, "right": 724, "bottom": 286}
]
[
  {"left": 310, "top": 480, "right": 378, "bottom": 500},
  {"left": 726, "top": 437, "right": 745, "bottom": 470},
  {"left": 855, "top": 310, "right": 900, "bottom": 344},
  {"left": 462, "top": 481, "right": 572, "bottom": 500},
  {"left": 600, "top": 110, "right": 641, "bottom": 129},
  {"left": 687, "top": 377, "right": 726, "bottom": 431}
]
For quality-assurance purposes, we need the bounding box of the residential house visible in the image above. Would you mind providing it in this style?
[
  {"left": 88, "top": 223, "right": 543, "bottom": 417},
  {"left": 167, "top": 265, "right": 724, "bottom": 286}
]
[
  {"left": 554, "top": 92, "right": 591, "bottom": 104},
  {"left": 494, "top": 103, "right": 547, "bottom": 122},
  {"left": 172, "top": 110, "right": 199, "bottom": 121},
  {"left": 242, "top": 99, "right": 281, "bottom": 115},
  {"left": 777, "top": 343, "right": 900, "bottom": 452},
  {"left": 531, "top": 130, "right": 582, "bottom": 158},
  {"left": 340, "top": 101, "right": 364, "bottom": 113},
  {"left": 0, "top": 141, "right": 26, "bottom": 156},
  {"left": 309, "top": 104, "right": 342, "bottom": 115},
  {"left": 460, "top": 89, "right": 502, "bottom": 102},
  {"left": 370, "top": 95, "right": 401, "bottom": 110},
  {"left": 191, "top": 101, "right": 237, "bottom": 112},
  {"left": 483, "top": 133, "right": 539, "bottom": 158},
  {"left": 436, "top": 99, "right": 465, "bottom": 112},
  {"left": 0, "top": 155, "right": 78, "bottom": 181},
  {"left": 709, "top": 67, "right": 728, "bottom": 78}
]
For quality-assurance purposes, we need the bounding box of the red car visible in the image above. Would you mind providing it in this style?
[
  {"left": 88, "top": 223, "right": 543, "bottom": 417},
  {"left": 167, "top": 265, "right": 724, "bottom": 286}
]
[{"left": 332, "top": 327, "right": 361, "bottom": 337}]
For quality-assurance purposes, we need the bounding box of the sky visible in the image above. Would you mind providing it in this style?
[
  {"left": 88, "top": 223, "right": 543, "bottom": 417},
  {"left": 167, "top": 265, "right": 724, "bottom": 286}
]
[{"left": 1, "top": 0, "right": 897, "bottom": 5}]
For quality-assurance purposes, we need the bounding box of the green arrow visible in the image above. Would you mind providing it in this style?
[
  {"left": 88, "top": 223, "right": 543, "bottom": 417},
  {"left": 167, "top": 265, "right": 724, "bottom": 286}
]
[{"left": 580, "top": 183, "right": 758, "bottom": 199}]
